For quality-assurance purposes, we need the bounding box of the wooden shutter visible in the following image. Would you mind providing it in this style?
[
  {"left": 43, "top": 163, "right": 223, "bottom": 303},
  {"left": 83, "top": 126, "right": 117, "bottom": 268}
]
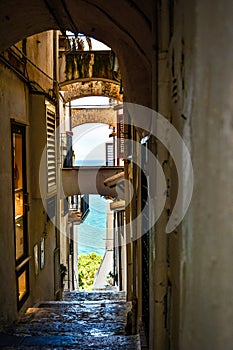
[{"left": 46, "top": 107, "right": 56, "bottom": 192}]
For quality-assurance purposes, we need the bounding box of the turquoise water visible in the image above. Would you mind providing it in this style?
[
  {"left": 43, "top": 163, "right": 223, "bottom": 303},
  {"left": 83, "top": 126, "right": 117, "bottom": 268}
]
[
  {"left": 76, "top": 195, "right": 106, "bottom": 256},
  {"left": 75, "top": 159, "right": 105, "bottom": 166}
]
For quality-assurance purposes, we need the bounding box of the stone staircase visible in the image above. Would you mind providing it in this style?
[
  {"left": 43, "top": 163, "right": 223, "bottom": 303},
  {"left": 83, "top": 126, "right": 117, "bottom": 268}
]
[{"left": 0, "top": 291, "right": 141, "bottom": 349}]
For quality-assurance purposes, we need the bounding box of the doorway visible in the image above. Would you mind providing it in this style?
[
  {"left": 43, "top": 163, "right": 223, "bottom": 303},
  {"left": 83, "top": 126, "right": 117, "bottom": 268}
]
[{"left": 12, "top": 122, "right": 29, "bottom": 310}]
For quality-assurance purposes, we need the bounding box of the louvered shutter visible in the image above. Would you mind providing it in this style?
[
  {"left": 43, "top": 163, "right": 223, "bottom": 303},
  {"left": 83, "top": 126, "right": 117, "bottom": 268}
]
[{"left": 46, "top": 107, "right": 56, "bottom": 192}]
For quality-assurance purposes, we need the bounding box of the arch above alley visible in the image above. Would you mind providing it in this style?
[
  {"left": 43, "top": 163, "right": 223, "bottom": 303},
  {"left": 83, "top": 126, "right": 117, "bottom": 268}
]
[
  {"left": 62, "top": 81, "right": 123, "bottom": 103},
  {"left": 71, "top": 107, "right": 116, "bottom": 128},
  {"left": 0, "top": 0, "right": 152, "bottom": 106},
  {"left": 59, "top": 50, "right": 121, "bottom": 88}
]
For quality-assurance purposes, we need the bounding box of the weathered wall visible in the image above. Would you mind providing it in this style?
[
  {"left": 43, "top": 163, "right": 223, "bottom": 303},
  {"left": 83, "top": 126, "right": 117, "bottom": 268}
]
[
  {"left": 150, "top": 0, "right": 171, "bottom": 346},
  {"left": 0, "top": 0, "right": 153, "bottom": 107},
  {"left": 62, "top": 81, "right": 122, "bottom": 103},
  {"left": 71, "top": 108, "right": 116, "bottom": 128},
  {"left": 178, "top": 1, "right": 233, "bottom": 349},
  {"left": 167, "top": 1, "right": 196, "bottom": 348},
  {"left": 26, "top": 31, "right": 54, "bottom": 93},
  {"left": 29, "top": 94, "right": 57, "bottom": 304},
  {"left": 0, "top": 33, "right": 59, "bottom": 322},
  {"left": 59, "top": 51, "right": 120, "bottom": 85},
  {"left": 0, "top": 63, "right": 28, "bottom": 322},
  {"left": 158, "top": 0, "right": 233, "bottom": 349}
]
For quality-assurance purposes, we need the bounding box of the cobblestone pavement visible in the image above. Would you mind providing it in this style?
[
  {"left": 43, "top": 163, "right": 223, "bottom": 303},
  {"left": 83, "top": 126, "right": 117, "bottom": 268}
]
[{"left": 0, "top": 291, "right": 141, "bottom": 349}]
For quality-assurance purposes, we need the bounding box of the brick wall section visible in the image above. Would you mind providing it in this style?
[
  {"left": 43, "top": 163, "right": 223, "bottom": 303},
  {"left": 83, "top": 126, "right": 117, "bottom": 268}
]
[
  {"left": 63, "top": 81, "right": 123, "bottom": 103},
  {"left": 71, "top": 108, "right": 116, "bottom": 127}
]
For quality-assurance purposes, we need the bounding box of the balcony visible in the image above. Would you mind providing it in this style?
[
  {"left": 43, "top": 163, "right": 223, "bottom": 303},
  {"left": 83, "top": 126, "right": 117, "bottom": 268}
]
[
  {"left": 59, "top": 50, "right": 121, "bottom": 87},
  {"left": 65, "top": 194, "right": 90, "bottom": 225},
  {"left": 61, "top": 166, "right": 124, "bottom": 198}
]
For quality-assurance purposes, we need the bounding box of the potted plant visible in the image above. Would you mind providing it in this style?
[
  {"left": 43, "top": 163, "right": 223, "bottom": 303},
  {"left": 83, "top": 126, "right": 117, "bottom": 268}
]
[{"left": 106, "top": 271, "right": 118, "bottom": 289}]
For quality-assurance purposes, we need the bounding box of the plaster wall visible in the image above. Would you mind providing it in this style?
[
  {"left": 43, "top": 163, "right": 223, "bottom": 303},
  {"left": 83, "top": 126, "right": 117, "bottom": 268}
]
[
  {"left": 178, "top": 1, "right": 233, "bottom": 349},
  {"left": 167, "top": 1, "right": 196, "bottom": 349},
  {"left": 28, "top": 94, "right": 57, "bottom": 304},
  {"left": 163, "top": 0, "right": 233, "bottom": 349},
  {"left": 0, "top": 0, "right": 153, "bottom": 108},
  {"left": 25, "top": 31, "right": 54, "bottom": 93},
  {"left": 72, "top": 226, "right": 79, "bottom": 290},
  {"left": 60, "top": 219, "right": 69, "bottom": 268},
  {"left": 0, "top": 63, "right": 28, "bottom": 322},
  {"left": 28, "top": 199, "right": 56, "bottom": 302},
  {"left": 0, "top": 36, "right": 58, "bottom": 322}
]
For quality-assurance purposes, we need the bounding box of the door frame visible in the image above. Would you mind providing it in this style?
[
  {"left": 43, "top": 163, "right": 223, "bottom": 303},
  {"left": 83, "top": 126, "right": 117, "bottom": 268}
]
[{"left": 11, "top": 121, "right": 30, "bottom": 310}]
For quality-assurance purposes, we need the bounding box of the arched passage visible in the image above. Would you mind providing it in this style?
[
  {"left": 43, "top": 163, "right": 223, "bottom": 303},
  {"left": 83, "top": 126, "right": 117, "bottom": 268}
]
[
  {"left": 0, "top": 0, "right": 152, "bottom": 106},
  {"left": 62, "top": 81, "right": 123, "bottom": 103},
  {"left": 71, "top": 107, "right": 116, "bottom": 128}
]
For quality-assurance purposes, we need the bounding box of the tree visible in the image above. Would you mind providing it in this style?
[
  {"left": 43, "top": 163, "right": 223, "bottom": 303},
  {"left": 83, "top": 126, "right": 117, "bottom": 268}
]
[{"left": 78, "top": 252, "right": 102, "bottom": 290}]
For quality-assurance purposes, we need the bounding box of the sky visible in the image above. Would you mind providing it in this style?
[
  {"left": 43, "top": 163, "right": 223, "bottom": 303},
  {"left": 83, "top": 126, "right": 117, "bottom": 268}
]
[
  {"left": 72, "top": 122, "right": 112, "bottom": 163},
  {"left": 87, "top": 37, "right": 110, "bottom": 51},
  {"left": 66, "top": 31, "right": 110, "bottom": 51},
  {"left": 71, "top": 96, "right": 110, "bottom": 108}
]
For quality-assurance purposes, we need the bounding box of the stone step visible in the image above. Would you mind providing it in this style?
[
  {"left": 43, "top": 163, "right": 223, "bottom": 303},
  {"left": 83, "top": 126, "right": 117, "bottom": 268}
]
[
  {"left": 63, "top": 290, "right": 127, "bottom": 302},
  {"left": 0, "top": 291, "right": 141, "bottom": 349},
  {"left": 0, "top": 334, "right": 141, "bottom": 349}
]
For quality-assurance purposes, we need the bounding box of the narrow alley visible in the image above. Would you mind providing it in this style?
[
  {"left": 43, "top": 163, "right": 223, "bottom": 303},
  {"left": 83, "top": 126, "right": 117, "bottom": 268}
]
[
  {"left": 0, "top": 291, "right": 141, "bottom": 349},
  {"left": 0, "top": 1, "right": 233, "bottom": 349}
]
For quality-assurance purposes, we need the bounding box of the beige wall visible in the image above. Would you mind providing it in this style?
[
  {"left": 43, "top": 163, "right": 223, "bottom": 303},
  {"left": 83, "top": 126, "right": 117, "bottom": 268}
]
[
  {"left": 28, "top": 94, "right": 57, "bottom": 304},
  {"left": 178, "top": 1, "right": 233, "bottom": 349},
  {"left": 0, "top": 64, "right": 28, "bottom": 322},
  {"left": 153, "top": 0, "right": 233, "bottom": 349},
  {"left": 26, "top": 31, "right": 54, "bottom": 93},
  {"left": 0, "top": 33, "right": 60, "bottom": 322}
]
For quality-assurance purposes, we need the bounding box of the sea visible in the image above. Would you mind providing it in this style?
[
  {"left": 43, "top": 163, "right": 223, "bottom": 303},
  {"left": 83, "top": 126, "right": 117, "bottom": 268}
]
[{"left": 75, "top": 159, "right": 107, "bottom": 257}]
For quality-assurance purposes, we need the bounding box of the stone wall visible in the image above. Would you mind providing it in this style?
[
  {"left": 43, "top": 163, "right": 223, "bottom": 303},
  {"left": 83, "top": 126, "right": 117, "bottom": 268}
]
[
  {"left": 72, "top": 108, "right": 116, "bottom": 128},
  {"left": 62, "top": 81, "right": 122, "bottom": 103},
  {"left": 0, "top": 32, "right": 59, "bottom": 322}
]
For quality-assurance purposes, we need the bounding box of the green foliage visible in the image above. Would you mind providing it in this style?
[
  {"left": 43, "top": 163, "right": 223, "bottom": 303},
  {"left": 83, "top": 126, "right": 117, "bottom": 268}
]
[{"left": 78, "top": 252, "right": 103, "bottom": 291}]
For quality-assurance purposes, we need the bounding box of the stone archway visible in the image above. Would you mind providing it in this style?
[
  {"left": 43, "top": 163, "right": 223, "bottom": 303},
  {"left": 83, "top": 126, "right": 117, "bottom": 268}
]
[
  {"left": 0, "top": 0, "right": 152, "bottom": 106},
  {"left": 71, "top": 107, "right": 116, "bottom": 128},
  {"left": 62, "top": 81, "right": 123, "bottom": 103}
]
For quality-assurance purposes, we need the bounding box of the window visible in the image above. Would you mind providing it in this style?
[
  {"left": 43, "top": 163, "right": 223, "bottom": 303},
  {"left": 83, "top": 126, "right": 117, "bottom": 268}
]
[
  {"left": 106, "top": 142, "right": 114, "bottom": 165},
  {"left": 17, "top": 264, "right": 29, "bottom": 306}
]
